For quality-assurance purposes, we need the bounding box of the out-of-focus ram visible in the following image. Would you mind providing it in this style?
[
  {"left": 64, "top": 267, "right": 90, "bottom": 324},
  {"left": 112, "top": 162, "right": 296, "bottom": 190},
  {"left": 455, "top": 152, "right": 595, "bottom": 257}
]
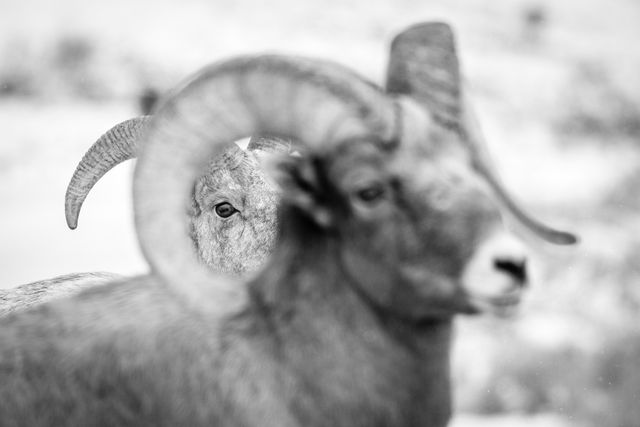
[{"left": 0, "top": 22, "right": 576, "bottom": 426}]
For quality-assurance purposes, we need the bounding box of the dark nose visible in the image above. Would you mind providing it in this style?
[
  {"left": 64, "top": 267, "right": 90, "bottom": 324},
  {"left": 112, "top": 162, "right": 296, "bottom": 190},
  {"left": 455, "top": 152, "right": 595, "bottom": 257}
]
[{"left": 493, "top": 257, "right": 528, "bottom": 285}]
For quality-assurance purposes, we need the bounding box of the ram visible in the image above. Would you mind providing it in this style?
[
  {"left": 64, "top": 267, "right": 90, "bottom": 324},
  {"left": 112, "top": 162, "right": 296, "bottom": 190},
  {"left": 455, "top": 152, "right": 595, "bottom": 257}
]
[
  {"left": 65, "top": 119, "right": 288, "bottom": 274},
  {"left": 0, "top": 23, "right": 576, "bottom": 426},
  {"left": 0, "top": 133, "right": 284, "bottom": 315}
]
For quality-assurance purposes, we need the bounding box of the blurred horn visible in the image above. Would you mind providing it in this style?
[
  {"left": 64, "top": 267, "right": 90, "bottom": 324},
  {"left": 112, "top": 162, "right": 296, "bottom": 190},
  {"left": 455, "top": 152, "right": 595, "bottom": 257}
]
[
  {"left": 462, "top": 100, "right": 578, "bottom": 245},
  {"left": 386, "top": 22, "right": 461, "bottom": 131},
  {"left": 133, "top": 55, "right": 406, "bottom": 309}
]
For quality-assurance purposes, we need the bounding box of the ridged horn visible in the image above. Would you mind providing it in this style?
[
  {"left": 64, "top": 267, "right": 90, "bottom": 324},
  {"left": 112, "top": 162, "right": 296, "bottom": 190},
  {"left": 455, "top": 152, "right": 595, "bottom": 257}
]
[
  {"left": 133, "top": 55, "right": 412, "bottom": 310},
  {"left": 65, "top": 116, "right": 151, "bottom": 229},
  {"left": 386, "top": 22, "right": 577, "bottom": 245},
  {"left": 65, "top": 118, "right": 254, "bottom": 230}
]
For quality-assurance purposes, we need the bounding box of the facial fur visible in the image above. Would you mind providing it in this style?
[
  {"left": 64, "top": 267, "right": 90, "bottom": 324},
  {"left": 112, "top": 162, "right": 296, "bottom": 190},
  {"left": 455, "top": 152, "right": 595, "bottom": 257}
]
[
  {"left": 190, "top": 147, "right": 279, "bottom": 275},
  {"left": 284, "top": 130, "right": 502, "bottom": 321}
]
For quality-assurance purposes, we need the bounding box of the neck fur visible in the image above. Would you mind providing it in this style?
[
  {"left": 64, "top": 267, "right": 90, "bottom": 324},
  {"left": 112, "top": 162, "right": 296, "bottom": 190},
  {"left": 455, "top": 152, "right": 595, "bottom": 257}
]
[{"left": 237, "top": 206, "right": 454, "bottom": 426}]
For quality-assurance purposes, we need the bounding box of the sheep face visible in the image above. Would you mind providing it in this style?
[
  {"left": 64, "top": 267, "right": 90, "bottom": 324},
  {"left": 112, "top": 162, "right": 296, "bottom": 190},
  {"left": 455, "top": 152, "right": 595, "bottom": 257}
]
[
  {"left": 278, "top": 128, "right": 518, "bottom": 321},
  {"left": 190, "top": 146, "right": 279, "bottom": 275}
]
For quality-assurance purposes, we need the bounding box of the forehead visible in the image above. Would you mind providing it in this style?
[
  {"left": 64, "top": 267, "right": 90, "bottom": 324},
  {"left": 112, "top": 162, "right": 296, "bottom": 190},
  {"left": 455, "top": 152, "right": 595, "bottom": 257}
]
[
  {"left": 321, "top": 140, "right": 389, "bottom": 187},
  {"left": 395, "top": 122, "right": 477, "bottom": 172},
  {"left": 199, "top": 147, "right": 272, "bottom": 196},
  {"left": 324, "top": 127, "right": 475, "bottom": 185}
]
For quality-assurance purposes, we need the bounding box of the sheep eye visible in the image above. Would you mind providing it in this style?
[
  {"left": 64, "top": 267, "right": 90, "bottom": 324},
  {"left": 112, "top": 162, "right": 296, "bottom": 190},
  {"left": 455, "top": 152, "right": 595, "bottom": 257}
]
[
  {"left": 355, "top": 184, "right": 386, "bottom": 203},
  {"left": 214, "top": 202, "right": 237, "bottom": 218}
]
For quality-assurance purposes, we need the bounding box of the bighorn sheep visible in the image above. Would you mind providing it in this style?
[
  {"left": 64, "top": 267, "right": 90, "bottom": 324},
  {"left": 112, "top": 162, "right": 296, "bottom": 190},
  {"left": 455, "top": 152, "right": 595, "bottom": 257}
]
[
  {"left": 0, "top": 131, "right": 284, "bottom": 316},
  {"left": 65, "top": 122, "right": 285, "bottom": 274},
  {"left": 0, "top": 23, "right": 576, "bottom": 426}
]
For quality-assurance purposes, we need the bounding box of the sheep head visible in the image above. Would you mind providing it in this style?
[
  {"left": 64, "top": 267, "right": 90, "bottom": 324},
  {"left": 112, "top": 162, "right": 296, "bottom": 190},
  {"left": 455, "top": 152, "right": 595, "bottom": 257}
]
[
  {"left": 267, "top": 23, "right": 576, "bottom": 319},
  {"left": 271, "top": 115, "right": 518, "bottom": 319},
  {"left": 247, "top": 23, "right": 577, "bottom": 320},
  {"left": 64, "top": 120, "right": 287, "bottom": 275}
]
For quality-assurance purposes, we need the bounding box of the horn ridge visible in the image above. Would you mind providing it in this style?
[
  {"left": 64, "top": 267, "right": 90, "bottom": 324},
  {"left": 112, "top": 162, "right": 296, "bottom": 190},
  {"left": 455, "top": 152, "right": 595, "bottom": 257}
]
[{"left": 65, "top": 116, "right": 150, "bottom": 229}]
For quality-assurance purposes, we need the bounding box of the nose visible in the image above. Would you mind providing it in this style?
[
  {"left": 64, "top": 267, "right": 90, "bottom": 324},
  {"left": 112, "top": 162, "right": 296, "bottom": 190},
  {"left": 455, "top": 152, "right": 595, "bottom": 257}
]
[
  {"left": 461, "top": 230, "right": 531, "bottom": 315},
  {"left": 493, "top": 257, "right": 528, "bottom": 284}
]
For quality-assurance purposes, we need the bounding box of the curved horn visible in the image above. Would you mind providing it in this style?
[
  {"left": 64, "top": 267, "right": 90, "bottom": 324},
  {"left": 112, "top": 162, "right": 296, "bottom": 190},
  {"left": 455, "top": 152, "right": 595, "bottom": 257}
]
[
  {"left": 386, "top": 22, "right": 577, "bottom": 245},
  {"left": 133, "top": 55, "right": 411, "bottom": 310},
  {"left": 65, "top": 116, "right": 151, "bottom": 229},
  {"left": 461, "top": 100, "right": 578, "bottom": 245}
]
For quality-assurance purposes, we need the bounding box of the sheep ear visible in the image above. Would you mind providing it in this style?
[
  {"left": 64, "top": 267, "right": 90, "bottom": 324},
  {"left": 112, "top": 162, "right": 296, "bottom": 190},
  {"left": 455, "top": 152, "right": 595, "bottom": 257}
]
[
  {"left": 386, "top": 22, "right": 461, "bottom": 131},
  {"left": 271, "top": 156, "right": 334, "bottom": 228}
]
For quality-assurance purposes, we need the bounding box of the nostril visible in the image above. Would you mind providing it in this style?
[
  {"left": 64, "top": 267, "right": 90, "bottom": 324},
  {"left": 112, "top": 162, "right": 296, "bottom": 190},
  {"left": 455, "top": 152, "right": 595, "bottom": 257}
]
[{"left": 493, "top": 258, "right": 528, "bottom": 284}]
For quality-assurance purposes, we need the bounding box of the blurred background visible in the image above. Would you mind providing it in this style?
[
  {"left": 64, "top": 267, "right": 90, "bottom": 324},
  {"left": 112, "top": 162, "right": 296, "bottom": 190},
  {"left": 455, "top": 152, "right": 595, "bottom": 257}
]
[{"left": 0, "top": 0, "right": 638, "bottom": 425}]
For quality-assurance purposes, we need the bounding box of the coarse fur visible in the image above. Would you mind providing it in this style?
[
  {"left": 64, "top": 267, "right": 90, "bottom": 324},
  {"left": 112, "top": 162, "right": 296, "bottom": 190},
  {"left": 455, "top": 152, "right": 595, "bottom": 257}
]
[{"left": 189, "top": 143, "right": 279, "bottom": 275}]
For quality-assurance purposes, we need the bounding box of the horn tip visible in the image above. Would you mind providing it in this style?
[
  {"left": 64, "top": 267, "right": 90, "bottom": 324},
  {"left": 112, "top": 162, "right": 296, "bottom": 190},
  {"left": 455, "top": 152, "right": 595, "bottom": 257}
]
[
  {"left": 65, "top": 208, "right": 79, "bottom": 230},
  {"left": 392, "top": 21, "right": 455, "bottom": 45},
  {"left": 555, "top": 231, "right": 579, "bottom": 245},
  {"left": 566, "top": 234, "right": 579, "bottom": 245},
  {"left": 66, "top": 217, "right": 78, "bottom": 230}
]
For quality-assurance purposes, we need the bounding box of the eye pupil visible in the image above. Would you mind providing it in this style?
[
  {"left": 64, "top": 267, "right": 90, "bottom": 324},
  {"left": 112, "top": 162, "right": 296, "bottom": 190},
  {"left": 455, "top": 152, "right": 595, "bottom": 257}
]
[{"left": 214, "top": 202, "right": 237, "bottom": 218}]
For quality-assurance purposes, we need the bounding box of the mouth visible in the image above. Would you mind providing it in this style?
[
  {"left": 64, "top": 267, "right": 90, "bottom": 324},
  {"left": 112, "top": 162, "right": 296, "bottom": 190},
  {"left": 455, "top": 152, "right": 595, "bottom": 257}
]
[{"left": 467, "top": 287, "right": 524, "bottom": 317}]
